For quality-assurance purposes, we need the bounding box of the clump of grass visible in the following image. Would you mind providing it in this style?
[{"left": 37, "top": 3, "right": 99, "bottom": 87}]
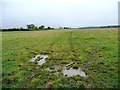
[
  {"left": 36, "top": 57, "right": 42, "bottom": 61},
  {"left": 66, "top": 66, "right": 71, "bottom": 70},
  {"left": 73, "top": 66, "right": 79, "bottom": 69},
  {"left": 47, "top": 55, "right": 53, "bottom": 60},
  {"left": 61, "top": 60, "right": 71, "bottom": 64},
  {"left": 30, "top": 51, "right": 38, "bottom": 55},
  {"left": 61, "top": 61, "right": 68, "bottom": 64},
  {"left": 49, "top": 67, "right": 54, "bottom": 70},
  {"left": 72, "top": 63, "right": 79, "bottom": 69},
  {"left": 68, "top": 53, "right": 75, "bottom": 60},
  {"left": 57, "top": 69, "right": 62, "bottom": 72}
]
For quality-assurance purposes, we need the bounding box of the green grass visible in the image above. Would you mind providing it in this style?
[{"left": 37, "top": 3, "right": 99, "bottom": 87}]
[{"left": 2, "top": 28, "right": 118, "bottom": 88}]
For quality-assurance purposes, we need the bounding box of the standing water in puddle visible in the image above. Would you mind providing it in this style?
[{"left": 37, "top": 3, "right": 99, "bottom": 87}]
[
  {"left": 30, "top": 54, "right": 48, "bottom": 65},
  {"left": 45, "top": 63, "right": 87, "bottom": 78},
  {"left": 62, "top": 67, "right": 87, "bottom": 77},
  {"left": 37, "top": 58, "right": 46, "bottom": 65}
]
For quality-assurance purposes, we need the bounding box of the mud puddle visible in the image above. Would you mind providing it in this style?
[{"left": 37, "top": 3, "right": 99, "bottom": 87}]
[
  {"left": 30, "top": 54, "right": 48, "bottom": 65},
  {"left": 45, "top": 62, "right": 87, "bottom": 78},
  {"left": 62, "top": 67, "right": 86, "bottom": 77}
]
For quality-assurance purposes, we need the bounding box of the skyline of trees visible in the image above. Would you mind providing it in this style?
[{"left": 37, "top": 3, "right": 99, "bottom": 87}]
[
  {"left": 2, "top": 24, "right": 120, "bottom": 31},
  {"left": 2, "top": 24, "right": 54, "bottom": 31}
]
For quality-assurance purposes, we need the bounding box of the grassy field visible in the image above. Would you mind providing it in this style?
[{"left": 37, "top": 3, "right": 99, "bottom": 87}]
[{"left": 2, "top": 28, "right": 118, "bottom": 88}]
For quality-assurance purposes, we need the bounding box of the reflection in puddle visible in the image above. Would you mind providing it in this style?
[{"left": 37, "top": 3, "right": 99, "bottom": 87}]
[
  {"left": 37, "top": 58, "right": 46, "bottom": 65},
  {"left": 30, "top": 54, "right": 48, "bottom": 65},
  {"left": 62, "top": 67, "right": 86, "bottom": 77},
  {"left": 45, "top": 63, "right": 87, "bottom": 78},
  {"left": 37, "top": 55, "right": 48, "bottom": 65}
]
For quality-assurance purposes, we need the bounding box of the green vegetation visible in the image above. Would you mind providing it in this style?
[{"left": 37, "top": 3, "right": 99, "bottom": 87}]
[
  {"left": 2, "top": 24, "right": 54, "bottom": 31},
  {"left": 2, "top": 28, "right": 118, "bottom": 88}
]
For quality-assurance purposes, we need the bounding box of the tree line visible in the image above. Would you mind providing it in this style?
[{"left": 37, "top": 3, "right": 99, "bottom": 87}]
[
  {"left": 27, "top": 24, "right": 54, "bottom": 30},
  {"left": 2, "top": 24, "right": 54, "bottom": 31},
  {"left": 1, "top": 25, "right": 120, "bottom": 31}
]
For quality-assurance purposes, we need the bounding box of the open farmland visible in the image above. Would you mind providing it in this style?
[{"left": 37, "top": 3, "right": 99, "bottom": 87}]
[{"left": 2, "top": 28, "right": 118, "bottom": 88}]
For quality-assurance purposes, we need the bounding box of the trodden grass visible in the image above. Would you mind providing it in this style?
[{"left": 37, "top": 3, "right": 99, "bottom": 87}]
[{"left": 2, "top": 28, "right": 118, "bottom": 88}]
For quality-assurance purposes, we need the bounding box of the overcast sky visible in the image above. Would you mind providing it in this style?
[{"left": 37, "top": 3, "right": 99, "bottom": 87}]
[{"left": 1, "top": 0, "right": 119, "bottom": 28}]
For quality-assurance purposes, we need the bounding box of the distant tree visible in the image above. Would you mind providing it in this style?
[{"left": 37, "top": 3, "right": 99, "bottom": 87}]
[
  {"left": 20, "top": 27, "right": 23, "bottom": 29},
  {"left": 39, "top": 25, "right": 45, "bottom": 30},
  {"left": 20, "top": 27, "right": 24, "bottom": 31},
  {"left": 41, "top": 25, "right": 45, "bottom": 29},
  {"left": 27, "top": 24, "right": 36, "bottom": 30},
  {"left": 64, "top": 27, "right": 70, "bottom": 29},
  {"left": 51, "top": 27, "right": 54, "bottom": 29},
  {"left": 39, "top": 26, "right": 42, "bottom": 29},
  {"left": 47, "top": 27, "right": 51, "bottom": 30},
  {"left": 35, "top": 26, "right": 38, "bottom": 30}
]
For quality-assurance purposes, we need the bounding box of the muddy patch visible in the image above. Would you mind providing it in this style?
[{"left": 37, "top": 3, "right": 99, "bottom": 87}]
[{"left": 30, "top": 55, "right": 87, "bottom": 78}]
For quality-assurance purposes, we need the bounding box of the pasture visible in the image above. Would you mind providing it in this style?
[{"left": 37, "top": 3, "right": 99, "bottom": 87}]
[{"left": 2, "top": 28, "right": 118, "bottom": 88}]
